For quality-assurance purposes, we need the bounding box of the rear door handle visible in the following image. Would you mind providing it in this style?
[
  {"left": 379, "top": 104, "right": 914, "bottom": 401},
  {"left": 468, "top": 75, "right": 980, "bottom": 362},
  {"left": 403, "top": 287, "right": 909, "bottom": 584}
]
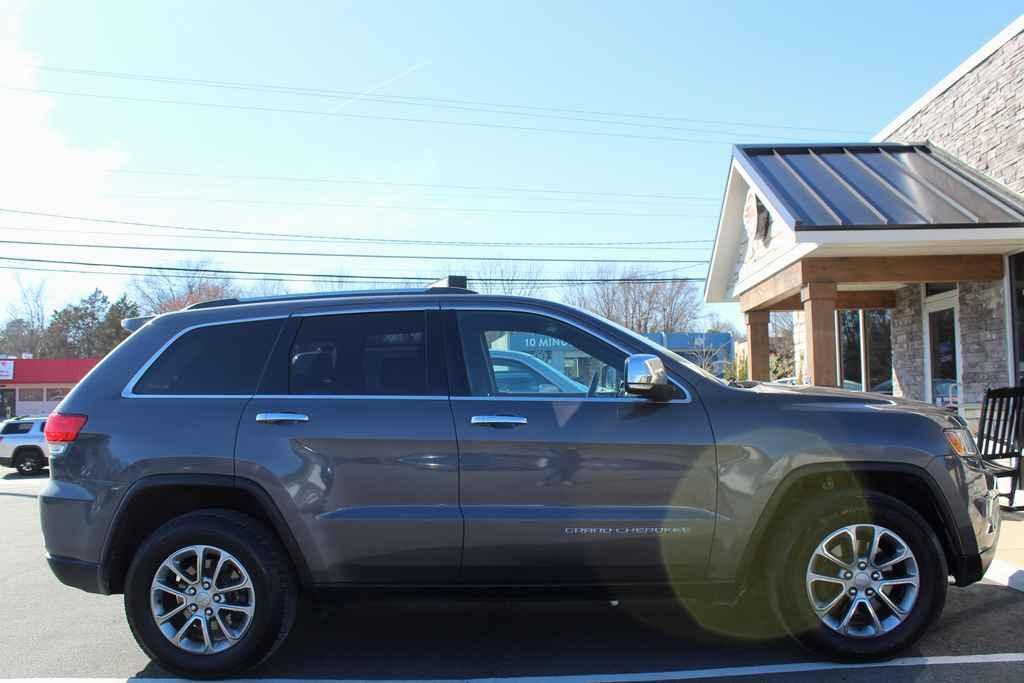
[
  {"left": 256, "top": 412, "right": 310, "bottom": 425},
  {"left": 470, "top": 415, "right": 528, "bottom": 427}
]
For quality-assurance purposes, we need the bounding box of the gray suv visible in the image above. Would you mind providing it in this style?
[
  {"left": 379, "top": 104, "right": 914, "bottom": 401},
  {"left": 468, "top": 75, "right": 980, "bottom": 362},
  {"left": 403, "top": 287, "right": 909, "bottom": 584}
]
[{"left": 38, "top": 285, "right": 1000, "bottom": 677}]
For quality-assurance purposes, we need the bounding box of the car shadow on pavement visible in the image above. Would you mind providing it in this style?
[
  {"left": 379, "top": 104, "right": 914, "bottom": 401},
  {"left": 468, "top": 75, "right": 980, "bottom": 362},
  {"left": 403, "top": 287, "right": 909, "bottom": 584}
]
[
  {"left": 2, "top": 470, "right": 48, "bottom": 480},
  {"left": 129, "top": 583, "right": 1024, "bottom": 680}
]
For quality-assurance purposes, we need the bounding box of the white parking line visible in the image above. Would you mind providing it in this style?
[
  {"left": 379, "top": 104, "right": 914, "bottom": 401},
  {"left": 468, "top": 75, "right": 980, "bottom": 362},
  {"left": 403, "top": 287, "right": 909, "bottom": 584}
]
[
  {"left": 983, "top": 559, "right": 1024, "bottom": 592},
  {"left": 7, "top": 652, "right": 1024, "bottom": 683}
]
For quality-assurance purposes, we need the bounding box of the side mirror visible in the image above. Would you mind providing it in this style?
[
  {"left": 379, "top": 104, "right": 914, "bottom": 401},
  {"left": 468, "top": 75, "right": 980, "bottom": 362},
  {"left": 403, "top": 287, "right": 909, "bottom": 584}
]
[{"left": 624, "top": 354, "right": 670, "bottom": 399}]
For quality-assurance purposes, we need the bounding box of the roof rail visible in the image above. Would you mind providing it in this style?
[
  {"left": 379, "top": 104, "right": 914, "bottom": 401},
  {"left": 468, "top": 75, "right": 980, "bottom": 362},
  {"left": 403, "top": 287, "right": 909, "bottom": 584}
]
[
  {"left": 185, "top": 275, "right": 476, "bottom": 311},
  {"left": 121, "top": 315, "right": 155, "bottom": 332}
]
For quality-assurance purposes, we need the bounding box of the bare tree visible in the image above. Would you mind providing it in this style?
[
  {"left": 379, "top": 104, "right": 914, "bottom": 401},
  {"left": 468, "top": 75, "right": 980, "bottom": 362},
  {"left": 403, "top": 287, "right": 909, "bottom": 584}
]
[
  {"left": 705, "top": 312, "right": 745, "bottom": 342},
  {"left": 563, "top": 267, "right": 705, "bottom": 333},
  {"left": 770, "top": 311, "right": 795, "bottom": 340},
  {"left": 688, "top": 340, "right": 731, "bottom": 374},
  {"left": 0, "top": 278, "right": 49, "bottom": 357},
  {"left": 241, "top": 279, "right": 291, "bottom": 298},
  {"left": 131, "top": 260, "right": 238, "bottom": 314},
  {"left": 770, "top": 311, "right": 796, "bottom": 380},
  {"left": 471, "top": 261, "right": 544, "bottom": 297}
]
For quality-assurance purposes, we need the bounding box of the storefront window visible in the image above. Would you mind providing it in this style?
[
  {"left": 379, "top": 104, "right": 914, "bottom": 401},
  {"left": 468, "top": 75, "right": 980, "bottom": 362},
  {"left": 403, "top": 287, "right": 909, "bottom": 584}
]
[
  {"left": 866, "top": 310, "right": 893, "bottom": 393},
  {"left": 836, "top": 309, "right": 893, "bottom": 393},
  {"left": 45, "top": 387, "right": 71, "bottom": 402},
  {"left": 18, "top": 387, "right": 43, "bottom": 402},
  {"left": 925, "top": 282, "right": 957, "bottom": 297},
  {"left": 1012, "top": 254, "right": 1024, "bottom": 386},
  {"left": 838, "top": 310, "right": 862, "bottom": 391}
]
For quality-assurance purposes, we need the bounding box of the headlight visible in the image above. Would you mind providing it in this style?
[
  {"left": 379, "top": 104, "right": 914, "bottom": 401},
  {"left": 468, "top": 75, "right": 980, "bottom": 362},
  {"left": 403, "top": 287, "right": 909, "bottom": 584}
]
[{"left": 944, "top": 428, "right": 978, "bottom": 457}]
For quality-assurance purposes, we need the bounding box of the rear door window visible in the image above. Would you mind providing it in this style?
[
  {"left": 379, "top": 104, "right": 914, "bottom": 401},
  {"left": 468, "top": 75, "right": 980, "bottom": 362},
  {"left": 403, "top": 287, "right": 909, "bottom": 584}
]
[
  {"left": 289, "top": 311, "right": 436, "bottom": 396},
  {"left": 132, "top": 319, "right": 283, "bottom": 396}
]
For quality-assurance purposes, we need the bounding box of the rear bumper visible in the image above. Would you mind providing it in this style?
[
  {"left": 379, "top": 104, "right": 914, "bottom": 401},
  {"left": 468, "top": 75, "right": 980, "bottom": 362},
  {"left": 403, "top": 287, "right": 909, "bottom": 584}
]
[
  {"left": 39, "top": 479, "right": 111, "bottom": 593},
  {"left": 46, "top": 555, "right": 106, "bottom": 594},
  {"left": 0, "top": 456, "right": 12, "bottom": 468}
]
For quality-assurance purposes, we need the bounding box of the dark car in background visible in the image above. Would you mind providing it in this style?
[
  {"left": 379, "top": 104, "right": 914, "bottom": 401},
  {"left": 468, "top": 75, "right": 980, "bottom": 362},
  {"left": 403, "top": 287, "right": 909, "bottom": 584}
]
[{"left": 38, "top": 285, "right": 999, "bottom": 678}]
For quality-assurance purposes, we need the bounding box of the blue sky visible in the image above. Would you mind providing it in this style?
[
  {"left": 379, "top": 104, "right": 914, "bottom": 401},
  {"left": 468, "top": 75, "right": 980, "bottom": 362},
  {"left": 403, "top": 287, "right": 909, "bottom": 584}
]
[{"left": 2, "top": 1, "right": 1022, "bottom": 327}]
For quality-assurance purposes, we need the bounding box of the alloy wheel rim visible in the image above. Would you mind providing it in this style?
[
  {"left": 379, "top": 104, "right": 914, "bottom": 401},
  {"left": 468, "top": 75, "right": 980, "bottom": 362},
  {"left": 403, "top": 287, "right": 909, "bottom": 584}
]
[
  {"left": 805, "top": 523, "right": 919, "bottom": 638},
  {"left": 150, "top": 545, "right": 256, "bottom": 654}
]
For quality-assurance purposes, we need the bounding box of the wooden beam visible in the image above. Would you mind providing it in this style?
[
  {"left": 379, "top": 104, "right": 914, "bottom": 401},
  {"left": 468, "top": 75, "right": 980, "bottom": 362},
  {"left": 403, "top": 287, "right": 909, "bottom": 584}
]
[
  {"left": 745, "top": 311, "right": 771, "bottom": 381},
  {"left": 738, "top": 255, "right": 1001, "bottom": 312},
  {"left": 739, "top": 261, "right": 804, "bottom": 312},
  {"left": 836, "top": 290, "right": 897, "bottom": 310},
  {"left": 801, "top": 255, "right": 1003, "bottom": 284},
  {"left": 763, "top": 290, "right": 897, "bottom": 311},
  {"left": 802, "top": 282, "right": 837, "bottom": 387}
]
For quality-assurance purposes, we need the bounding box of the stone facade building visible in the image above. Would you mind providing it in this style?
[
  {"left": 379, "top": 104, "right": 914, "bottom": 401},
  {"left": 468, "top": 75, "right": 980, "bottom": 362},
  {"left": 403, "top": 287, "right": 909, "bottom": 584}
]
[
  {"left": 705, "top": 15, "right": 1024, "bottom": 424},
  {"left": 879, "top": 18, "right": 1022, "bottom": 409}
]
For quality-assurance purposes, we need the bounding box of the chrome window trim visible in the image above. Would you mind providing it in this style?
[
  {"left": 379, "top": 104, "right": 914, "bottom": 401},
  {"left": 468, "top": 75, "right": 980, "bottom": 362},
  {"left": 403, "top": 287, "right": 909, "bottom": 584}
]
[
  {"left": 451, "top": 395, "right": 691, "bottom": 404},
  {"left": 252, "top": 394, "right": 448, "bottom": 401},
  {"left": 121, "top": 315, "right": 288, "bottom": 399},
  {"left": 121, "top": 303, "right": 695, "bottom": 404},
  {"left": 441, "top": 303, "right": 693, "bottom": 404}
]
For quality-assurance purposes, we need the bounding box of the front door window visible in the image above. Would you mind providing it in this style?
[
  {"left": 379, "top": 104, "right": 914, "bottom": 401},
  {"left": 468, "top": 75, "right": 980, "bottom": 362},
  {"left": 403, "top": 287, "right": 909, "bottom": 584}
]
[{"left": 455, "top": 310, "right": 625, "bottom": 397}]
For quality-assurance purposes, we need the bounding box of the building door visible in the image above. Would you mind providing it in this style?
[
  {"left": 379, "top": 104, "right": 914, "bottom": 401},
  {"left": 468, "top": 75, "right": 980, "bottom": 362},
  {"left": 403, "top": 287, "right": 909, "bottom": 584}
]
[
  {"left": 923, "top": 287, "right": 961, "bottom": 409},
  {"left": 0, "top": 389, "right": 14, "bottom": 418}
]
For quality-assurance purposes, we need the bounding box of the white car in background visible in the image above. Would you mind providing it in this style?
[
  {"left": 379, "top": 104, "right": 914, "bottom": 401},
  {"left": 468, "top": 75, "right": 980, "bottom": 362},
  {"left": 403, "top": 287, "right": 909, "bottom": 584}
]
[{"left": 0, "top": 416, "right": 48, "bottom": 475}]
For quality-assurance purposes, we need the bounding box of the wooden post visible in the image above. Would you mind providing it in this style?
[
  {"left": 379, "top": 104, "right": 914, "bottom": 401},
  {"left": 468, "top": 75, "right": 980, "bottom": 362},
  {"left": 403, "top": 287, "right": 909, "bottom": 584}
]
[
  {"left": 801, "top": 282, "right": 838, "bottom": 387},
  {"left": 745, "top": 310, "right": 771, "bottom": 381}
]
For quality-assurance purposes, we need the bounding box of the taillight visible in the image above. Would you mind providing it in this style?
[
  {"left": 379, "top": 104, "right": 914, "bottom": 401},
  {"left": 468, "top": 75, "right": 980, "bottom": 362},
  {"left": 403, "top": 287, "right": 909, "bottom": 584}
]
[{"left": 44, "top": 413, "right": 87, "bottom": 455}]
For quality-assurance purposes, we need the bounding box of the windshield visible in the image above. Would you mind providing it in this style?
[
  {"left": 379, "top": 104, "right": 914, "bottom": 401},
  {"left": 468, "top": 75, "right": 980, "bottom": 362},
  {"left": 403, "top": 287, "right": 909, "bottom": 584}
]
[{"left": 585, "top": 311, "right": 728, "bottom": 386}]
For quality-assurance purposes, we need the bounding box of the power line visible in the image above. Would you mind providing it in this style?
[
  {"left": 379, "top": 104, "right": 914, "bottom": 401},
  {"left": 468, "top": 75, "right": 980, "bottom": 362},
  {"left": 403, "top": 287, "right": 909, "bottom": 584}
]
[
  {"left": 36, "top": 65, "right": 871, "bottom": 136},
  {"left": 0, "top": 209, "right": 716, "bottom": 248},
  {"left": 0, "top": 263, "right": 404, "bottom": 286},
  {"left": 0, "top": 263, "right": 698, "bottom": 293},
  {"left": 111, "top": 169, "right": 719, "bottom": 202},
  {"left": 0, "top": 226, "right": 715, "bottom": 252},
  {"left": 26, "top": 69, "right": 803, "bottom": 141},
  {"left": 0, "top": 237, "right": 707, "bottom": 265},
  {"left": 2, "top": 86, "right": 739, "bottom": 146},
  {"left": 0, "top": 225, "right": 712, "bottom": 252},
  {"left": 106, "top": 193, "right": 714, "bottom": 218},
  {"left": 0, "top": 255, "right": 705, "bottom": 284}
]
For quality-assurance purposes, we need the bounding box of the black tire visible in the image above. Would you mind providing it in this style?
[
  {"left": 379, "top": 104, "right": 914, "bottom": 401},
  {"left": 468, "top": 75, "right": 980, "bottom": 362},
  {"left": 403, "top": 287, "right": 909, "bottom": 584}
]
[
  {"left": 767, "top": 491, "right": 947, "bottom": 660},
  {"left": 124, "top": 510, "right": 297, "bottom": 679},
  {"left": 14, "top": 448, "right": 45, "bottom": 475}
]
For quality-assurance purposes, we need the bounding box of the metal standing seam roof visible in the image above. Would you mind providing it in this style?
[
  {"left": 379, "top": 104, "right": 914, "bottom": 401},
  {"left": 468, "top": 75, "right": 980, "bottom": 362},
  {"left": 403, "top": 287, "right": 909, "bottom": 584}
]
[{"left": 732, "top": 142, "right": 1024, "bottom": 230}]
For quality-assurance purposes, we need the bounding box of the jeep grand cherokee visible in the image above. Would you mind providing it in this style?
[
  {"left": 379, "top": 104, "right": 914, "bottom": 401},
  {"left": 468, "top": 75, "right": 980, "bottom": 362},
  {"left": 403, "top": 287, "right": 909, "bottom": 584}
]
[{"left": 39, "top": 284, "right": 1000, "bottom": 677}]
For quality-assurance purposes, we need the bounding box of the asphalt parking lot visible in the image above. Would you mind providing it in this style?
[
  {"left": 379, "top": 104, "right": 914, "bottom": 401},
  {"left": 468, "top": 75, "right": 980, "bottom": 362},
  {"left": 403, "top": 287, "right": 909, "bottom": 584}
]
[{"left": 2, "top": 471, "right": 1022, "bottom": 682}]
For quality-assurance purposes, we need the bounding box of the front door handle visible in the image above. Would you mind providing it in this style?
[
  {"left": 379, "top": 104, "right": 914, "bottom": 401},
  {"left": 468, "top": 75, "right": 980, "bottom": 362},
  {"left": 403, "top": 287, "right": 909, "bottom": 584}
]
[
  {"left": 470, "top": 415, "right": 528, "bottom": 427},
  {"left": 256, "top": 412, "right": 310, "bottom": 425}
]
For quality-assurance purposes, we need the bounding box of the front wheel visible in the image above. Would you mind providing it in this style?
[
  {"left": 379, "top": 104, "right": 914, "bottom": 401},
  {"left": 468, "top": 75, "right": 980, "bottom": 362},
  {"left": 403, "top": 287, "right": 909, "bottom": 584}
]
[
  {"left": 124, "top": 510, "right": 297, "bottom": 678},
  {"left": 769, "top": 492, "right": 947, "bottom": 659}
]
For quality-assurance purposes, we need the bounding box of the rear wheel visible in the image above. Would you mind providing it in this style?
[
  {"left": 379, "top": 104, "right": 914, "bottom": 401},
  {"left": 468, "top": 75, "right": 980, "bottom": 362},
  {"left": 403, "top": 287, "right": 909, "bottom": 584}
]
[
  {"left": 769, "top": 492, "right": 947, "bottom": 659},
  {"left": 14, "top": 449, "right": 45, "bottom": 475},
  {"left": 124, "top": 510, "right": 297, "bottom": 678}
]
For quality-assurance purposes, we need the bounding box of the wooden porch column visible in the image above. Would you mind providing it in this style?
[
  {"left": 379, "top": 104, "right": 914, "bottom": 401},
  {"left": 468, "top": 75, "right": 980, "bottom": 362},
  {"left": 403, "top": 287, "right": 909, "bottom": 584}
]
[
  {"left": 801, "top": 282, "right": 838, "bottom": 387},
  {"left": 745, "top": 310, "right": 771, "bottom": 381}
]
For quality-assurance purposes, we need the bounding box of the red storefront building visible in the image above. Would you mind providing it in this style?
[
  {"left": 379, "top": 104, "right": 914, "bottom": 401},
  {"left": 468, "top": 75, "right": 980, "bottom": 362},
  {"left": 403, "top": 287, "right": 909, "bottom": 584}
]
[{"left": 0, "top": 358, "right": 101, "bottom": 418}]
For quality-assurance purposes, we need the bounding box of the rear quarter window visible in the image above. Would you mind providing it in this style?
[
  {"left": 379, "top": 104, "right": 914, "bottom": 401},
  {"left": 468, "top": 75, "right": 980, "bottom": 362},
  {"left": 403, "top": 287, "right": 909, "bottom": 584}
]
[
  {"left": 132, "top": 319, "right": 283, "bottom": 396},
  {"left": 1, "top": 421, "right": 33, "bottom": 435}
]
